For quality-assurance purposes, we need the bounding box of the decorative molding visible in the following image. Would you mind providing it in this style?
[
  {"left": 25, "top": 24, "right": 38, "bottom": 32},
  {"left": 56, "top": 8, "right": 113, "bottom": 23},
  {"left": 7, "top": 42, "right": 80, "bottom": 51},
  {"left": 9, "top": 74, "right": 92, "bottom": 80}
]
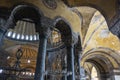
[
  {"left": 42, "top": 0, "right": 57, "bottom": 9},
  {"left": 81, "top": 47, "right": 120, "bottom": 69}
]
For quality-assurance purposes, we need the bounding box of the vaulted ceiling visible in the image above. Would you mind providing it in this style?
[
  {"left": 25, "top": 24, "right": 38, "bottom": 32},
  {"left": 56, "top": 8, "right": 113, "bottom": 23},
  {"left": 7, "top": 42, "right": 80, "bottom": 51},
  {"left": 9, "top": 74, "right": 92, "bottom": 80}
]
[
  {"left": 63, "top": 0, "right": 120, "bottom": 39},
  {"left": 63, "top": 0, "right": 118, "bottom": 21},
  {"left": 0, "top": 1, "right": 120, "bottom": 79},
  {"left": 0, "top": 0, "right": 119, "bottom": 38}
]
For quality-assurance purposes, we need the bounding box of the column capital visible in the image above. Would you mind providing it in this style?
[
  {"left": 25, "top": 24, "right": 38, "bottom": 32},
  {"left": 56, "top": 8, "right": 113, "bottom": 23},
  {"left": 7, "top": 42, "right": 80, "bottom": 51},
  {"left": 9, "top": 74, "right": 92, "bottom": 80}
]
[
  {"left": 41, "top": 17, "right": 54, "bottom": 28},
  {"left": 38, "top": 17, "right": 54, "bottom": 38},
  {"left": 63, "top": 32, "right": 78, "bottom": 47},
  {"left": 39, "top": 27, "right": 51, "bottom": 39}
]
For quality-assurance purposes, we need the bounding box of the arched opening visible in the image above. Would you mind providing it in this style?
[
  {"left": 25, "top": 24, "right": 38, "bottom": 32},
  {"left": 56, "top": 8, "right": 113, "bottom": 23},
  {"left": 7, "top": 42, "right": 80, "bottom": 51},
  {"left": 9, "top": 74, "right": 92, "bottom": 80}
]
[
  {"left": 83, "top": 62, "right": 101, "bottom": 80},
  {"left": 74, "top": 6, "right": 109, "bottom": 42},
  {"left": 84, "top": 57, "right": 113, "bottom": 80},
  {"left": 80, "top": 7, "right": 120, "bottom": 79},
  {"left": 0, "top": 4, "right": 43, "bottom": 44},
  {"left": 10, "top": 4, "right": 42, "bottom": 24},
  {"left": 81, "top": 47, "right": 120, "bottom": 80},
  {"left": 0, "top": 1, "right": 120, "bottom": 80},
  {"left": 91, "top": 66, "right": 99, "bottom": 80},
  {"left": 0, "top": 4, "right": 43, "bottom": 80},
  {"left": 43, "top": 17, "right": 74, "bottom": 80},
  {"left": 54, "top": 17, "right": 72, "bottom": 41}
]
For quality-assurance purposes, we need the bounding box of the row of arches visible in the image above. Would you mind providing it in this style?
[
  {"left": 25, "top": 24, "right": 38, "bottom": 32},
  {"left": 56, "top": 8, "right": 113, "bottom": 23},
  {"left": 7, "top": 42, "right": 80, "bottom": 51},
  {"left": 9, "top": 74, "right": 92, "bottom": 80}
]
[
  {"left": 0, "top": 2, "right": 119, "bottom": 42},
  {"left": 0, "top": 3, "right": 79, "bottom": 80},
  {"left": 81, "top": 47, "right": 120, "bottom": 80},
  {"left": 0, "top": 1, "right": 120, "bottom": 80},
  {"left": 0, "top": 4, "right": 76, "bottom": 45}
]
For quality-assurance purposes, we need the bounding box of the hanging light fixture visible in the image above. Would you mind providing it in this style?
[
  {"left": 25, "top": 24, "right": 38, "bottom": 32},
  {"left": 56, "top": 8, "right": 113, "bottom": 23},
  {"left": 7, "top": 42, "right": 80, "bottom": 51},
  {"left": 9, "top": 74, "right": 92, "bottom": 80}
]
[{"left": 0, "top": 48, "right": 31, "bottom": 79}]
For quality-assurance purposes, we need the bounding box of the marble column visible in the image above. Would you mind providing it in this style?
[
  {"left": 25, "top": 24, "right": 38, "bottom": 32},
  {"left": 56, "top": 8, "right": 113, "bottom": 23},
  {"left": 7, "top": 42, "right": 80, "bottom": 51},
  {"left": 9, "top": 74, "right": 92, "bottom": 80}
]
[
  {"left": 66, "top": 43, "right": 75, "bottom": 80},
  {"left": 34, "top": 17, "right": 53, "bottom": 80},
  {"left": 75, "top": 49, "right": 82, "bottom": 80},
  {"left": 61, "top": 54, "right": 67, "bottom": 80},
  {"left": 63, "top": 34, "right": 77, "bottom": 80},
  {"left": 34, "top": 35, "right": 47, "bottom": 80}
]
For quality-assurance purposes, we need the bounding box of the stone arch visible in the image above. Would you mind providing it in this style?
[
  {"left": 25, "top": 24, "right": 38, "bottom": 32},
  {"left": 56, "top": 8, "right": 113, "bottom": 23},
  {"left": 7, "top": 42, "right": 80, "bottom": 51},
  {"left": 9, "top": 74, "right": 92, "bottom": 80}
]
[
  {"left": 83, "top": 62, "right": 101, "bottom": 80},
  {"left": 53, "top": 16, "right": 78, "bottom": 80},
  {"left": 75, "top": 6, "right": 109, "bottom": 42},
  {"left": 81, "top": 5, "right": 109, "bottom": 23},
  {"left": 0, "top": 4, "right": 44, "bottom": 46},
  {"left": 82, "top": 10, "right": 109, "bottom": 50},
  {"left": 81, "top": 47, "right": 120, "bottom": 80},
  {"left": 53, "top": 16, "right": 73, "bottom": 43},
  {"left": 63, "top": 0, "right": 117, "bottom": 23},
  {"left": 54, "top": 16, "right": 73, "bottom": 30},
  {"left": 4, "top": 4, "right": 43, "bottom": 30},
  {"left": 82, "top": 47, "right": 120, "bottom": 68},
  {"left": 85, "top": 56, "right": 114, "bottom": 80}
]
